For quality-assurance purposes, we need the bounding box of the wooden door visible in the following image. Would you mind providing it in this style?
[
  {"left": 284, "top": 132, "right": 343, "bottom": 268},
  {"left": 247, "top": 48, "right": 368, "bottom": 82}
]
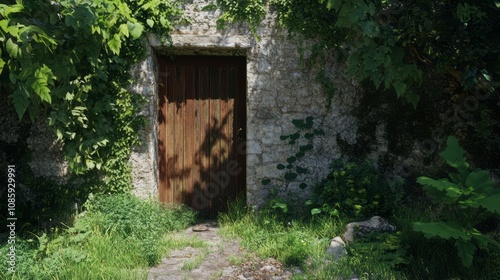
[{"left": 158, "top": 55, "right": 246, "bottom": 215}]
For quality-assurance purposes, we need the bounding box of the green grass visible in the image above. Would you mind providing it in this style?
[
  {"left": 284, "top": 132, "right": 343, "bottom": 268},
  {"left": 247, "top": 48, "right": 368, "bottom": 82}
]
[
  {"left": 0, "top": 193, "right": 197, "bottom": 280},
  {"left": 210, "top": 270, "right": 223, "bottom": 279},
  {"left": 218, "top": 199, "right": 349, "bottom": 271},
  {"left": 181, "top": 247, "right": 210, "bottom": 271},
  {"left": 218, "top": 198, "right": 500, "bottom": 280},
  {"left": 162, "top": 234, "right": 208, "bottom": 252},
  {"left": 228, "top": 255, "right": 245, "bottom": 266}
]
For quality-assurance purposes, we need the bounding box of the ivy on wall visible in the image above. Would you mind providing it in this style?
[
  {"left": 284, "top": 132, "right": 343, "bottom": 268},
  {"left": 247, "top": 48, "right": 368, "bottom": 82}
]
[
  {"left": 0, "top": 0, "right": 185, "bottom": 191},
  {"left": 216, "top": 0, "right": 500, "bottom": 107},
  {"left": 215, "top": 0, "right": 500, "bottom": 176}
]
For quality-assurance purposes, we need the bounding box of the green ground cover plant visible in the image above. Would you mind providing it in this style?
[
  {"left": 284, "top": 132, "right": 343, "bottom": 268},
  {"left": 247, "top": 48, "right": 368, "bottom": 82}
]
[
  {"left": 0, "top": 193, "right": 197, "bottom": 279},
  {"left": 308, "top": 159, "right": 403, "bottom": 219}
]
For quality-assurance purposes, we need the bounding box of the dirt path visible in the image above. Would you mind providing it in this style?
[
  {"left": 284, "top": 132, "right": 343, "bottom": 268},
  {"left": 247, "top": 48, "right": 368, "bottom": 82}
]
[{"left": 148, "top": 222, "right": 295, "bottom": 280}]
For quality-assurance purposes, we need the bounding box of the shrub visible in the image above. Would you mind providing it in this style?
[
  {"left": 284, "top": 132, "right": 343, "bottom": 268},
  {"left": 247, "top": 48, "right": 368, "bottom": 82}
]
[
  {"left": 412, "top": 135, "right": 500, "bottom": 267},
  {"left": 308, "top": 159, "right": 403, "bottom": 219}
]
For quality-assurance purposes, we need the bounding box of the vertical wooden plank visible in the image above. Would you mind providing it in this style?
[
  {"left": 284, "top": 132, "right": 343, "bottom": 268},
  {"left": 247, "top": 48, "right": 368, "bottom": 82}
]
[
  {"left": 172, "top": 66, "right": 185, "bottom": 204},
  {"left": 165, "top": 63, "right": 176, "bottom": 204},
  {"left": 219, "top": 66, "right": 231, "bottom": 212},
  {"left": 183, "top": 66, "right": 196, "bottom": 206},
  {"left": 192, "top": 66, "right": 201, "bottom": 209},
  {"left": 209, "top": 65, "right": 222, "bottom": 215},
  {"left": 199, "top": 66, "right": 211, "bottom": 212},
  {"left": 226, "top": 66, "right": 237, "bottom": 209},
  {"left": 158, "top": 60, "right": 168, "bottom": 203}
]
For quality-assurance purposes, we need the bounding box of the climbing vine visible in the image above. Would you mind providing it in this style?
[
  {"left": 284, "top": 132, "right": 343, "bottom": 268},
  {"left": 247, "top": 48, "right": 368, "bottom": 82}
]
[
  {"left": 215, "top": 0, "right": 500, "bottom": 108},
  {"left": 0, "top": 0, "right": 184, "bottom": 191}
]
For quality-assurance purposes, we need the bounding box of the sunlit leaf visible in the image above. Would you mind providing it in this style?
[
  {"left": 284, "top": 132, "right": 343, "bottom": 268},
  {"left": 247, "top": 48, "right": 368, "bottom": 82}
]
[{"left": 107, "top": 34, "right": 121, "bottom": 55}]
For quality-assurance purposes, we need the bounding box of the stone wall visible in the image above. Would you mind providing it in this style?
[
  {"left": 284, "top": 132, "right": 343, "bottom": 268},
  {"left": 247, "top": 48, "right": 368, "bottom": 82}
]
[
  {"left": 129, "top": 0, "right": 360, "bottom": 208},
  {"left": 0, "top": 94, "right": 68, "bottom": 185}
]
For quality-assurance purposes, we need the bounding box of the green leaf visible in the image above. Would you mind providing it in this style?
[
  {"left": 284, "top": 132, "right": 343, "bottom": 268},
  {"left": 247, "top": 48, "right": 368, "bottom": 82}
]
[
  {"left": 300, "top": 144, "right": 313, "bottom": 152},
  {"left": 311, "top": 208, "right": 322, "bottom": 215},
  {"left": 471, "top": 231, "right": 499, "bottom": 248},
  {"left": 146, "top": 19, "right": 154, "bottom": 28},
  {"left": 412, "top": 222, "right": 471, "bottom": 241},
  {"left": 272, "top": 202, "right": 288, "bottom": 213},
  {"left": 393, "top": 80, "right": 406, "bottom": 97},
  {"left": 314, "top": 129, "right": 325, "bottom": 135},
  {"left": 439, "top": 136, "right": 468, "bottom": 170},
  {"left": 290, "top": 132, "right": 300, "bottom": 141},
  {"left": 9, "top": 85, "right": 30, "bottom": 119},
  {"left": 0, "top": 19, "right": 9, "bottom": 33},
  {"left": 292, "top": 119, "right": 305, "bottom": 128},
  {"left": 404, "top": 92, "right": 420, "bottom": 109},
  {"left": 159, "top": 16, "right": 167, "bottom": 26},
  {"left": 127, "top": 21, "right": 144, "bottom": 39},
  {"left": 457, "top": 241, "right": 475, "bottom": 267},
  {"left": 119, "top": 23, "right": 129, "bottom": 37},
  {"left": 107, "top": 34, "right": 121, "bottom": 55},
  {"left": 202, "top": 3, "right": 217, "bottom": 11},
  {"left": 476, "top": 193, "right": 500, "bottom": 214},
  {"left": 299, "top": 183, "right": 307, "bottom": 189},
  {"left": 0, "top": 57, "right": 5, "bottom": 74},
  {"left": 295, "top": 151, "right": 305, "bottom": 158},
  {"left": 304, "top": 133, "right": 314, "bottom": 139},
  {"left": 287, "top": 156, "right": 297, "bottom": 164},
  {"left": 304, "top": 117, "right": 313, "bottom": 128},
  {"left": 296, "top": 166, "right": 308, "bottom": 174},
  {"left": 361, "top": 21, "right": 379, "bottom": 37},
  {"left": 277, "top": 164, "right": 286, "bottom": 170},
  {"left": 31, "top": 64, "right": 55, "bottom": 103},
  {"left": 280, "top": 135, "right": 289, "bottom": 140},
  {"left": 417, "top": 177, "right": 462, "bottom": 201},
  {"left": 466, "top": 170, "right": 494, "bottom": 192},
  {"left": 261, "top": 178, "right": 271, "bottom": 185},
  {"left": 86, "top": 160, "right": 96, "bottom": 169},
  {"left": 284, "top": 172, "right": 298, "bottom": 181},
  {"left": 1, "top": 4, "right": 23, "bottom": 18},
  {"left": 6, "top": 38, "right": 19, "bottom": 58}
]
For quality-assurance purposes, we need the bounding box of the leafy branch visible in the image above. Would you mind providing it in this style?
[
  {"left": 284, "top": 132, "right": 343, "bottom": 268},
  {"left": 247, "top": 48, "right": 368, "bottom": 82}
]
[{"left": 413, "top": 136, "right": 500, "bottom": 267}]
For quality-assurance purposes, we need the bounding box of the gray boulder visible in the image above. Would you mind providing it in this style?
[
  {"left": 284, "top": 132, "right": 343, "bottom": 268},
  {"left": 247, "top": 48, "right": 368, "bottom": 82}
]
[
  {"left": 326, "top": 236, "right": 347, "bottom": 260},
  {"left": 343, "top": 216, "right": 396, "bottom": 243}
]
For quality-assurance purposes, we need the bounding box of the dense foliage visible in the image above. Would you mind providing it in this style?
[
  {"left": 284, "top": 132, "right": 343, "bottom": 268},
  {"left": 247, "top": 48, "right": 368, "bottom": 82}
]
[
  {"left": 0, "top": 0, "right": 184, "bottom": 191},
  {"left": 217, "top": 0, "right": 500, "bottom": 107},
  {"left": 308, "top": 159, "right": 403, "bottom": 219},
  {"left": 413, "top": 136, "right": 500, "bottom": 267}
]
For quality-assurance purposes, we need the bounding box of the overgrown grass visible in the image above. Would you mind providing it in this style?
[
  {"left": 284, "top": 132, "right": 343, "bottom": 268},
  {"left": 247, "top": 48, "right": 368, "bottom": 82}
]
[
  {"left": 218, "top": 198, "right": 500, "bottom": 280},
  {"left": 218, "top": 199, "right": 403, "bottom": 279},
  {"left": 0, "top": 193, "right": 196, "bottom": 280}
]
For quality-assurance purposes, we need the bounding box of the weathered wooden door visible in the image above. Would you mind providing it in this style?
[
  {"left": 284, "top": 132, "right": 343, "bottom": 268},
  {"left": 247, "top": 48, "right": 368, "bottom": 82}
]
[{"left": 158, "top": 55, "right": 246, "bottom": 215}]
